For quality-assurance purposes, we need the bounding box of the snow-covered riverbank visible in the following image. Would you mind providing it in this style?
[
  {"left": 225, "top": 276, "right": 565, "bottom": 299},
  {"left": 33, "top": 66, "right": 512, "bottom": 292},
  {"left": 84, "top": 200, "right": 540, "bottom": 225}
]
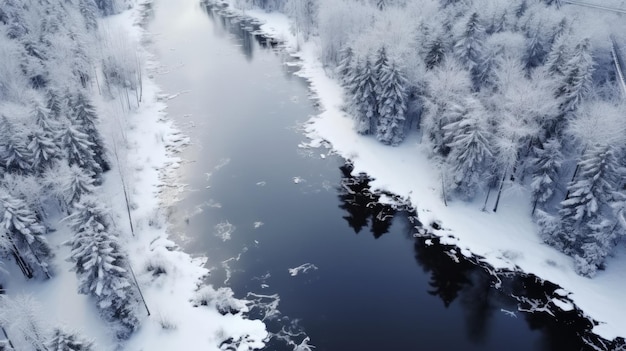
[
  {"left": 98, "top": 3, "right": 269, "bottom": 349},
  {"left": 215, "top": 2, "right": 626, "bottom": 344}
]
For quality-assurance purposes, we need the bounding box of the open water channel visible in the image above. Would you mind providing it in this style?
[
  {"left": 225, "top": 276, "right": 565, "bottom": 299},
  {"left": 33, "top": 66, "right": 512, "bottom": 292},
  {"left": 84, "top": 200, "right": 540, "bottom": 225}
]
[{"left": 145, "top": 0, "right": 603, "bottom": 349}]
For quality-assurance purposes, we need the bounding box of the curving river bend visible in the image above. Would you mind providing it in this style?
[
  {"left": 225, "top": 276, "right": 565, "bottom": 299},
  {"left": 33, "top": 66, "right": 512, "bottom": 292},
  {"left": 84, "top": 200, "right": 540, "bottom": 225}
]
[{"left": 144, "top": 0, "right": 598, "bottom": 349}]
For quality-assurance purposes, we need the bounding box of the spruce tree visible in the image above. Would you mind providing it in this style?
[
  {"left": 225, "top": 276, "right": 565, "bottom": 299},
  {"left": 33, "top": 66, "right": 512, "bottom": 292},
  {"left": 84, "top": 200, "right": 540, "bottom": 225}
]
[
  {"left": 557, "top": 144, "right": 621, "bottom": 275},
  {"left": 0, "top": 192, "right": 51, "bottom": 278},
  {"left": 545, "top": 34, "right": 571, "bottom": 77},
  {"left": 530, "top": 137, "right": 562, "bottom": 213},
  {"left": 424, "top": 36, "right": 446, "bottom": 70},
  {"left": 0, "top": 117, "right": 32, "bottom": 175},
  {"left": 442, "top": 97, "right": 493, "bottom": 199},
  {"left": 28, "top": 126, "right": 61, "bottom": 174},
  {"left": 46, "top": 328, "right": 95, "bottom": 351},
  {"left": 60, "top": 122, "right": 103, "bottom": 181},
  {"left": 61, "top": 165, "right": 96, "bottom": 209},
  {"left": 68, "top": 196, "right": 140, "bottom": 339},
  {"left": 453, "top": 12, "right": 484, "bottom": 81},
  {"left": 78, "top": 0, "right": 98, "bottom": 31},
  {"left": 336, "top": 47, "right": 354, "bottom": 86},
  {"left": 69, "top": 92, "right": 110, "bottom": 173},
  {"left": 524, "top": 30, "right": 547, "bottom": 71},
  {"left": 555, "top": 38, "right": 594, "bottom": 114},
  {"left": 377, "top": 63, "right": 408, "bottom": 146},
  {"left": 349, "top": 59, "right": 379, "bottom": 135}
]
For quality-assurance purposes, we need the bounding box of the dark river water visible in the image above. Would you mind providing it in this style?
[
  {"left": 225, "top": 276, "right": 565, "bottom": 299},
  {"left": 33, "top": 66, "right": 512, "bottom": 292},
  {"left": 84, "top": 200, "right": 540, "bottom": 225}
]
[{"left": 144, "top": 0, "right": 608, "bottom": 350}]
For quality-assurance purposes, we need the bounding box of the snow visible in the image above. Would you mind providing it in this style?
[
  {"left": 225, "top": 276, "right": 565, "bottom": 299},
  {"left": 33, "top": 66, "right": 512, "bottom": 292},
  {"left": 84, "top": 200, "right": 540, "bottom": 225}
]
[
  {"left": 236, "top": 6, "right": 626, "bottom": 342},
  {"left": 552, "top": 298, "right": 575, "bottom": 312},
  {"left": 287, "top": 263, "right": 318, "bottom": 277},
  {"left": 5, "top": 2, "right": 270, "bottom": 350}
]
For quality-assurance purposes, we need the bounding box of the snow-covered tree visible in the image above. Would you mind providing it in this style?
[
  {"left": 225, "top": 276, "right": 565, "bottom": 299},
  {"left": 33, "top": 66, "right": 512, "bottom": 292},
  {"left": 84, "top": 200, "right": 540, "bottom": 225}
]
[
  {"left": 60, "top": 122, "right": 103, "bottom": 181},
  {"left": 377, "top": 63, "right": 408, "bottom": 145},
  {"left": 545, "top": 34, "right": 571, "bottom": 77},
  {"left": 442, "top": 97, "right": 493, "bottom": 199},
  {"left": 349, "top": 59, "right": 379, "bottom": 135},
  {"left": 424, "top": 35, "right": 446, "bottom": 70},
  {"left": 336, "top": 47, "right": 354, "bottom": 85},
  {"left": 453, "top": 12, "right": 484, "bottom": 84},
  {"left": 556, "top": 144, "right": 621, "bottom": 275},
  {"left": 529, "top": 138, "right": 562, "bottom": 213},
  {"left": 0, "top": 117, "right": 32, "bottom": 175},
  {"left": 28, "top": 126, "right": 61, "bottom": 174},
  {"left": 67, "top": 196, "right": 140, "bottom": 339},
  {"left": 46, "top": 328, "right": 94, "bottom": 351},
  {"left": 0, "top": 295, "right": 49, "bottom": 351},
  {"left": 0, "top": 192, "right": 51, "bottom": 279},
  {"left": 61, "top": 165, "right": 96, "bottom": 210},
  {"left": 422, "top": 59, "right": 473, "bottom": 156},
  {"left": 78, "top": 0, "right": 99, "bottom": 31},
  {"left": 524, "top": 29, "right": 547, "bottom": 71},
  {"left": 555, "top": 38, "right": 594, "bottom": 114},
  {"left": 69, "top": 92, "right": 110, "bottom": 173},
  {"left": 95, "top": 0, "right": 116, "bottom": 16},
  {"left": 285, "top": 0, "right": 318, "bottom": 41}
]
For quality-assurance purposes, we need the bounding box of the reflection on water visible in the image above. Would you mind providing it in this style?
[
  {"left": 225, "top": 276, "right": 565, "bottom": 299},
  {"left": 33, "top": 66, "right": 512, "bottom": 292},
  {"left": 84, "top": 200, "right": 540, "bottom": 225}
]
[
  {"left": 202, "top": 2, "right": 281, "bottom": 61},
  {"left": 337, "top": 161, "right": 622, "bottom": 351}
]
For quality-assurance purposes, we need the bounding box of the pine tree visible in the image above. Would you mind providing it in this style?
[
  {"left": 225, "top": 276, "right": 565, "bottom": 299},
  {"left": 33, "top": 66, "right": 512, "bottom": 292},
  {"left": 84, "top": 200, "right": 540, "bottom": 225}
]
[
  {"left": 524, "top": 30, "right": 547, "bottom": 71},
  {"left": 94, "top": 0, "right": 115, "bottom": 16},
  {"left": 0, "top": 117, "right": 32, "bottom": 175},
  {"left": 555, "top": 38, "right": 594, "bottom": 114},
  {"left": 68, "top": 197, "right": 140, "bottom": 339},
  {"left": 336, "top": 47, "right": 354, "bottom": 86},
  {"left": 422, "top": 59, "right": 473, "bottom": 157},
  {"left": 61, "top": 165, "right": 96, "bottom": 209},
  {"left": 453, "top": 12, "right": 484, "bottom": 79},
  {"left": 0, "top": 192, "right": 51, "bottom": 278},
  {"left": 69, "top": 92, "right": 110, "bottom": 173},
  {"left": 377, "top": 63, "right": 408, "bottom": 146},
  {"left": 557, "top": 144, "right": 621, "bottom": 275},
  {"left": 60, "top": 122, "right": 103, "bottom": 181},
  {"left": 374, "top": 47, "right": 389, "bottom": 80},
  {"left": 545, "top": 34, "right": 571, "bottom": 77},
  {"left": 424, "top": 36, "right": 446, "bottom": 70},
  {"left": 442, "top": 97, "right": 493, "bottom": 199},
  {"left": 46, "top": 89, "right": 64, "bottom": 120},
  {"left": 46, "top": 328, "right": 95, "bottom": 351},
  {"left": 530, "top": 138, "right": 562, "bottom": 213},
  {"left": 28, "top": 126, "right": 61, "bottom": 174},
  {"left": 349, "top": 59, "right": 379, "bottom": 135},
  {"left": 78, "top": 0, "right": 98, "bottom": 31}
]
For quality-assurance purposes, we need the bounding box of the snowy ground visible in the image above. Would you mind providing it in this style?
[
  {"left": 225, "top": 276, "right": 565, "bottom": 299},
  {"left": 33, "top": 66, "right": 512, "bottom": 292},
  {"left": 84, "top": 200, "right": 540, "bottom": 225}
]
[
  {"left": 218, "top": 3, "right": 626, "bottom": 344},
  {"left": 5, "top": 2, "right": 269, "bottom": 350}
]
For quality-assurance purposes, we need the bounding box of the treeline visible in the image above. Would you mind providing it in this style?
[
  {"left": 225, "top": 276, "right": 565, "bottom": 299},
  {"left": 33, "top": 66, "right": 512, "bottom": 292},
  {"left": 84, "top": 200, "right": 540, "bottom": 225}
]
[
  {"left": 0, "top": 0, "right": 142, "bottom": 347},
  {"left": 230, "top": 0, "right": 626, "bottom": 277}
]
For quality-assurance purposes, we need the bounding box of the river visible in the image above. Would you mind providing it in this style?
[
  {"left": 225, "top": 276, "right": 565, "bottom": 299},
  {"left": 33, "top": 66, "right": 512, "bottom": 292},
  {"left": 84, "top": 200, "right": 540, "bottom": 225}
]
[{"left": 144, "top": 0, "right": 599, "bottom": 349}]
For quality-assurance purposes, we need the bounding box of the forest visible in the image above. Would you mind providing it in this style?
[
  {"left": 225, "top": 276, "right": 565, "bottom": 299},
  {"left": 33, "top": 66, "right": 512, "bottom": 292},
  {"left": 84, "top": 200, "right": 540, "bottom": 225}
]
[
  {"left": 230, "top": 0, "right": 626, "bottom": 277},
  {"left": 0, "top": 0, "right": 144, "bottom": 348}
]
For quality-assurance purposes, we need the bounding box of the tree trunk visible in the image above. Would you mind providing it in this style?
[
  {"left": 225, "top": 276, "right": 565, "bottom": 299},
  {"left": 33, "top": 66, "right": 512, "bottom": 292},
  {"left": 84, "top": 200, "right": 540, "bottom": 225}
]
[
  {"left": 492, "top": 166, "right": 508, "bottom": 213},
  {"left": 481, "top": 186, "right": 492, "bottom": 212},
  {"left": 441, "top": 171, "right": 448, "bottom": 207}
]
